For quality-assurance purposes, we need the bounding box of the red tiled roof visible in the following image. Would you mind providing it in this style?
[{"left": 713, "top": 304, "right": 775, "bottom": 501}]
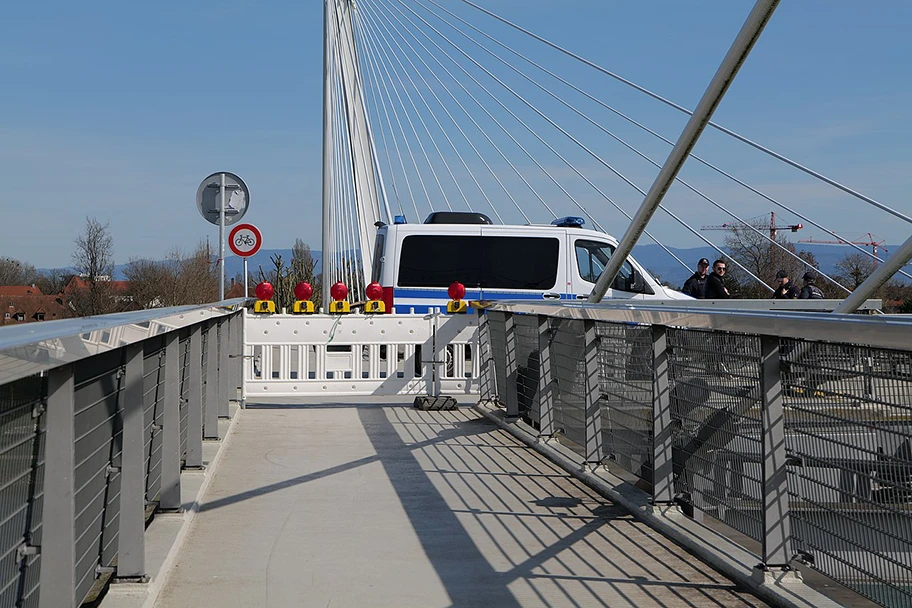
[
  {"left": 63, "top": 276, "right": 130, "bottom": 293},
  {"left": 1, "top": 294, "right": 69, "bottom": 326},
  {"left": 0, "top": 285, "right": 44, "bottom": 297}
]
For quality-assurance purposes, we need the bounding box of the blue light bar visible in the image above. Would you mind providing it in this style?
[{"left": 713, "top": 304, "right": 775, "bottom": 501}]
[
  {"left": 551, "top": 216, "right": 585, "bottom": 228},
  {"left": 394, "top": 215, "right": 407, "bottom": 224}
]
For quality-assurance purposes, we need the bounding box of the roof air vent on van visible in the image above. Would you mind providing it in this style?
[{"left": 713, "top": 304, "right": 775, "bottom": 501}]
[
  {"left": 551, "top": 216, "right": 585, "bottom": 228},
  {"left": 423, "top": 211, "right": 493, "bottom": 225}
]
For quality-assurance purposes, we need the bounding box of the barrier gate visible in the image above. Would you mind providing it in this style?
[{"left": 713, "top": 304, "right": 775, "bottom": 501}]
[{"left": 243, "top": 310, "right": 480, "bottom": 398}]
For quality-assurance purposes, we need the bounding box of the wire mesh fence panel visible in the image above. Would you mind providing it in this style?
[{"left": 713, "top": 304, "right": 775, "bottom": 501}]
[
  {"left": 549, "top": 318, "right": 589, "bottom": 457},
  {"left": 783, "top": 338, "right": 912, "bottom": 607},
  {"left": 0, "top": 375, "right": 45, "bottom": 608},
  {"left": 513, "top": 314, "right": 540, "bottom": 427},
  {"left": 485, "top": 312, "right": 507, "bottom": 406},
  {"left": 667, "top": 328, "right": 764, "bottom": 542},
  {"left": 597, "top": 322, "right": 654, "bottom": 480},
  {"left": 72, "top": 350, "right": 124, "bottom": 605},
  {"left": 178, "top": 333, "right": 190, "bottom": 460},
  {"left": 143, "top": 338, "right": 165, "bottom": 506},
  {"left": 477, "top": 314, "right": 497, "bottom": 402}
]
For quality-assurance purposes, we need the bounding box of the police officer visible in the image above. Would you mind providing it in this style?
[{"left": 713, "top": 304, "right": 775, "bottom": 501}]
[
  {"left": 682, "top": 258, "right": 710, "bottom": 298},
  {"left": 772, "top": 270, "right": 799, "bottom": 299}
]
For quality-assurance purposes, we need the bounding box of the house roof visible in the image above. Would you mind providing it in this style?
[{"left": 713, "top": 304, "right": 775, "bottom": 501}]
[
  {"left": 63, "top": 275, "right": 130, "bottom": 293},
  {"left": 2, "top": 294, "right": 69, "bottom": 325},
  {"left": 0, "top": 285, "right": 44, "bottom": 297}
]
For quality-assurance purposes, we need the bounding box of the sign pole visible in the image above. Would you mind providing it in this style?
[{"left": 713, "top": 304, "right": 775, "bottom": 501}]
[
  {"left": 243, "top": 258, "right": 248, "bottom": 299},
  {"left": 219, "top": 172, "right": 226, "bottom": 301}
]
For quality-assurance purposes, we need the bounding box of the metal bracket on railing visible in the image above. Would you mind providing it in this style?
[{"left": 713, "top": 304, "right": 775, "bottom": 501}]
[
  {"left": 32, "top": 400, "right": 46, "bottom": 419},
  {"left": 17, "top": 544, "right": 38, "bottom": 560},
  {"left": 151, "top": 424, "right": 162, "bottom": 432},
  {"left": 116, "top": 367, "right": 126, "bottom": 379},
  {"left": 106, "top": 465, "right": 121, "bottom": 478},
  {"left": 95, "top": 565, "right": 116, "bottom": 577},
  {"left": 793, "top": 551, "right": 815, "bottom": 566}
]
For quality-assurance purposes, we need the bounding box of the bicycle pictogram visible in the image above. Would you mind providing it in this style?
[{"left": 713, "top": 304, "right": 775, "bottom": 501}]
[{"left": 235, "top": 234, "right": 255, "bottom": 247}]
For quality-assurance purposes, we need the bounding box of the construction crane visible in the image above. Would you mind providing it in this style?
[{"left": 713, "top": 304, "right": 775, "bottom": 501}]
[
  {"left": 701, "top": 212, "right": 803, "bottom": 241},
  {"left": 798, "top": 233, "right": 887, "bottom": 267}
]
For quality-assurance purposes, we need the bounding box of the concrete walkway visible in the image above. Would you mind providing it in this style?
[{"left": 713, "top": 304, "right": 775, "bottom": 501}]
[{"left": 153, "top": 401, "right": 768, "bottom": 608}]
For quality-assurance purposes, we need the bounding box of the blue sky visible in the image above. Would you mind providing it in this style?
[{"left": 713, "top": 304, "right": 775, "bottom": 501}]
[{"left": 2, "top": 1, "right": 910, "bottom": 268}]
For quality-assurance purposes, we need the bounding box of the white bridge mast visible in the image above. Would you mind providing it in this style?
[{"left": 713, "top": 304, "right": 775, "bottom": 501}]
[{"left": 323, "top": 0, "right": 387, "bottom": 303}]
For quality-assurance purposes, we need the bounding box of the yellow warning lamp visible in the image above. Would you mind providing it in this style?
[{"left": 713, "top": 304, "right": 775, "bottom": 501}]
[
  {"left": 328, "top": 282, "right": 351, "bottom": 314},
  {"left": 364, "top": 282, "right": 386, "bottom": 313},
  {"left": 292, "top": 281, "right": 315, "bottom": 314},
  {"left": 446, "top": 281, "right": 468, "bottom": 314},
  {"left": 253, "top": 282, "right": 276, "bottom": 314}
]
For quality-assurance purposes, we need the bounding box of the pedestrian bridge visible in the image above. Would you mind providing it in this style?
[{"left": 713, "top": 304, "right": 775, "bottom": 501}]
[{"left": 0, "top": 299, "right": 909, "bottom": 608}]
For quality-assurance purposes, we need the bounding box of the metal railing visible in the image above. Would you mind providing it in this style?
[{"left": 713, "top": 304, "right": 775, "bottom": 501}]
[
  {"left": 0, "top": 301, "right": 245, "bottom": 608},
  {"left": 480, "top": 301, "right": 912, "bottom": 608}
]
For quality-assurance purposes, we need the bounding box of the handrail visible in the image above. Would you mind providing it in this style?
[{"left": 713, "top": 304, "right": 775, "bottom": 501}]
[
  {"left": 0, "top": 299, "right": 248, "bottom": 385},
  {"left": 481, "top": 300, "right": 912, "bottom": 352}
]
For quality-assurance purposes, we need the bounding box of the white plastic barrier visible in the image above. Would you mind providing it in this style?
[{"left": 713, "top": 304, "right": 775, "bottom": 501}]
[{"left": 243, "top": 310, "right": 479, "bottom": 397}]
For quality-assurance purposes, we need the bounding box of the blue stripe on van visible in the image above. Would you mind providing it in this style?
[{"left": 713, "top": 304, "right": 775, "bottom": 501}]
[
  {"left": 391, "top": 288, "right": 576, "bottom": 314},
  {"left": 393, "top": 288, "right": 573, "bottom": 300}
]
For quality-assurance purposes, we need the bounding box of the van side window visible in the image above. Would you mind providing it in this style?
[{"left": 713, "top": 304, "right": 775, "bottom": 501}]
[
  {"left": 575, "top": 240, "right": 633, "bottom": 287},
  {"left": 371, "top": 234, "right": 385, "bottom": 283},
  {"left": 399, "top": 235, "right": 559, "bottom": 289}
]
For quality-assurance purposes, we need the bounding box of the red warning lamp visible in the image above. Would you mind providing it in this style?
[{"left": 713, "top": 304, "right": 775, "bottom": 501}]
[
  {"left": 447, "top": 281, "right": 467, "bottom": 314},
  {"left": 330, "top": 282, "right": 348, "bottom": 301},
  {"left": 294, "top": 282, "right": 313, "bottom": 301},
  {"left": 364, "top": 281, "right": 385, "bottom": 313},
  {"left": 366, "top": 282, "right": 383, "bottom": 301},
  {"left": 254, "top": 281, "right": 276, "bottom": 314},
  {"left": 292, "top": 281, "right": 315, "bottom": 314},
  {"left": 255, "top": 281, "right": 274, "bottom": 301},
  {"left": 448, "top": 281, "right": 466, "bottom": 301},
  {"left": 329, "top": 282, "right": 350, "bottom": 314}
]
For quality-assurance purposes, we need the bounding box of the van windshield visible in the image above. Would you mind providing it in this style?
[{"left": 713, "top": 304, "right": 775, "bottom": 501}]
[
  {"left": 575, "top": 240, "right": 633, "bottom": 285},
  {"left": 399, "top": 235, "right": 559, "bottom": 289}
]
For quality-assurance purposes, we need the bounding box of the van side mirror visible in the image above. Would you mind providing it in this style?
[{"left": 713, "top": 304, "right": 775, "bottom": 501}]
[
  {"left": 630, "top": 269, "right": 646, "bottom": 293},
  {"left": 612, "top": 269, "right": 653, "bottom": 294}
]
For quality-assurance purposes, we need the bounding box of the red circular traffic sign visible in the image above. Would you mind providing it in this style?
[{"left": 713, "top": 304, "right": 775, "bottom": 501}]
[{"left": 228, "top": 223, "right": 262, "bottom": 257}]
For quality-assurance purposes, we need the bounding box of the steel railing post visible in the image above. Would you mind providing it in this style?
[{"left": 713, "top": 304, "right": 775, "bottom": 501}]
[
  {"left": 235, "top": 311, "right": 247, "bottom": 408},
  {"left": 117, "top": 344, "right": 147, "bottom": 580},
  {"left": 218, "top": 321, "right": 230, "bottom": 417},
  {"left": 240, "top": 310, "right": 250, "bottom": 407},
  {"left": 760, "top": 335, "right": 793, "bottom": 569},
  {"left": 504, "top": 312, "right": 519, "bottom": 419},
  {"left": 538, "top": 314, "right": 555, "bottom": 437},
  {"left": 652, "top": 325, "right": 675, "bottom": 504},
  {"left": 39, "top": 364, "right": 76, "bottom": 608},
  {"left": 185, "top": 325, "right": 204, "bottom": 468},
  {"left": 583, "top": 320, "right": 604, "bottom": 466},
  {"left": 160, "top": 333, "right": 182, "bottom": 511},
  {"left": 204, "top": 322, "right": 219, "bottom": 439}
]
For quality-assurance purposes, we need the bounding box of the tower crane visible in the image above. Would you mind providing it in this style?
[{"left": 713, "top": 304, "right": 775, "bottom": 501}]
[
  {"left": 798, "top": 233, "right": 887, "bottom": 267},
  {"left": 701, "top": 212, "right": 803, "bottom": 241}
]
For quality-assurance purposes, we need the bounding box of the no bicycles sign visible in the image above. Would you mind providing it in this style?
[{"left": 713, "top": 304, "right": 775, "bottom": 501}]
[{"left": 228, "top": 223, "right": 262, "bottom": 257}]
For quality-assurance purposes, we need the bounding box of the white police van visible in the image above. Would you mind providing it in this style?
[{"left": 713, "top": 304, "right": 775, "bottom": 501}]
[{"left": 371, "top": 212, "right": 690, "bottom": 313}]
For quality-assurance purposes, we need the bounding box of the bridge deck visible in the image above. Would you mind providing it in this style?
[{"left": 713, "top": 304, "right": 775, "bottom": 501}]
[{"left": 152, "top": 399, "right": 768, "bottom": 608}]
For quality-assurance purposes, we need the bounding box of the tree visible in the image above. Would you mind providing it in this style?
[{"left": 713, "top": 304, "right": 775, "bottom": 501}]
[
  {"left": 35, "top": 270, "right": 70, "bottom": 295},
  {"left": 124, "top": 242, "right": 218, "bottom": 308},
  {"left": 71, "top": 217, "right": 117, "bottom": 315},
  {"left": 834, "top": 252, "right": 876, "bottom": 290},
  {"left": 255, "top": 239, "right": 322, "bottom": 311},
  {"left": 0, "top": 257, "right": 40, "bottom": 286},
  {"left": 721, "top": 220, "right": 821, "bottom": 298}
]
